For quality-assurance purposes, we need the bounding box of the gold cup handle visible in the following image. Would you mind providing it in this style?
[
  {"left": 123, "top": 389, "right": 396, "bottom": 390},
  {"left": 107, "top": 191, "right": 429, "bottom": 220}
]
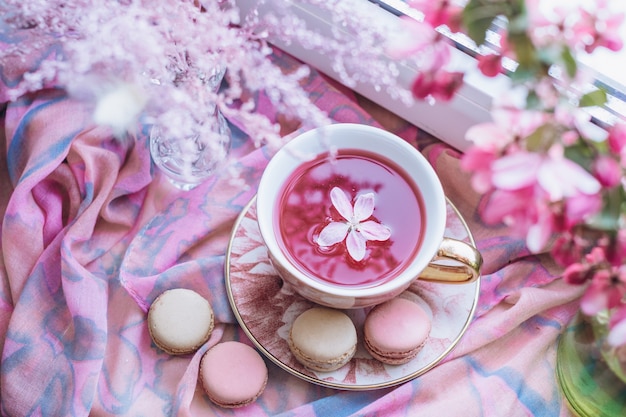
[{"left": 419, "top": 237, "right": 483, "bottom": 284}]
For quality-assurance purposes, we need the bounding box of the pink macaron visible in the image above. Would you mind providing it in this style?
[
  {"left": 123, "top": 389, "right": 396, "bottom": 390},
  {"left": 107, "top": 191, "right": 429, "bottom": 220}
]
[
  {"left": 363, "top": 297, "right": 431, "bottom": 365},
  {"left": 199, "top": 341, "right": 268, "bottom": 408}
]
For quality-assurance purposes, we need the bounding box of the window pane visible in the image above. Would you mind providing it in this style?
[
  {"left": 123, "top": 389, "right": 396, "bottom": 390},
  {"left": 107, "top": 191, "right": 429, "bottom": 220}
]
[{"left": 373, "top": 0, "right": 626, "bottom": 125}]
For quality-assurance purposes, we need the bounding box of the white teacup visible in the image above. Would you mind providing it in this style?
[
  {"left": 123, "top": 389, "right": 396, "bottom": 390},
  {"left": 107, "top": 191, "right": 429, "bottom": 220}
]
[{"left": 257, "top": 123, "right": 481, "bottom": 309}]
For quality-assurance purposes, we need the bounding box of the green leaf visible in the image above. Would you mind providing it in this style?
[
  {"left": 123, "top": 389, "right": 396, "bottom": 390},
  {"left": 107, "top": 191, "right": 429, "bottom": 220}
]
[
  {"left": 564, "top": 143, "right": 594, "bottom": 168},
  {"left": 463, "top": 0, "right": 528, "bottom": 45},
  {"left": 467, "top": 18, "right": 493, "bottom": 46},
  {"left": 525, "top": 124, "right": 556, "bottom": 152},
  {"left": 561, "top": 47, "right": 578, "bottom": 79},
  {"left": 579, "top": 89, "right": 607, "bottom": 108},
  {"left": 462, "top": 0, "right": 503, "bottom": 46},
  {"left": 462, "top": 13, "right": 493, "bottom": 45},
  {"left": 525, "top": 90, "right": 541, "bottom": 109},
  {"left": 509, "top": 32, "right": 537, "bottom": 68},
  {"left": 506, "top": 5, "right": 528, "bottom": 34},
  {"left": 536, "top": 45, "right": 561, "bottom": 66},
  {"left": 508, "top": 67, "right": 536, "bottom": 83}
]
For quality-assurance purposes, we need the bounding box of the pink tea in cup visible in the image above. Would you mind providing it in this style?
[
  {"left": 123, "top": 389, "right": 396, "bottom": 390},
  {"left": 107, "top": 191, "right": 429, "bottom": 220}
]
[{"left": 275, "top": 148, "right": 424, "bottom": 287}]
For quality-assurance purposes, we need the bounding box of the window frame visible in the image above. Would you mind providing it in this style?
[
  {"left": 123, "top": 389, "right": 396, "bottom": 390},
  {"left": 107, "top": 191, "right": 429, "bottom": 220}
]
[{"left": 239, "top": 0, "right": 620, "bottom": 150}]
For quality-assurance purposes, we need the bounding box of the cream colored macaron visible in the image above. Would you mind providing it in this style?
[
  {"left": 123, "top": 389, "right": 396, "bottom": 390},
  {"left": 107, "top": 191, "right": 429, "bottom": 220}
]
[
  {"left": 288, "top": 307, "right": 357, "bottom": 372},
  {"left": 148, "top": 288, "right": 214, "bottom": 355}
]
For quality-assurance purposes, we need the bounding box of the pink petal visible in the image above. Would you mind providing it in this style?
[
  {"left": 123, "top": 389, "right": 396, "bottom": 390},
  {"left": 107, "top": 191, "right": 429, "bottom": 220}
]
[
  {"left": 565, "top": 193, "right": 602, "bottom": 226},
  {"left": 346, "top": 230, "right": 367, "bottom": 261},
  {"left": 317, "top": 222, "right": 349, "bottom": 247},
  {"left": 386, "top": 17, "right": 434, "bottom": 59},
  {"left": 477, "top": 53, "right": 503, "bottom": 77},
  {"left": 538, "top": 158, "right": 601, "bottom": 201},
  {"left": 607, "top": 12, "right": 625, "bottom": 32},
  {"left": 465, "top": 123, "right": 509, "bottom": 148},
  {"left": 491, "top": 98, "right": 545, "bottom": 138},
  {"left": 358, "top": 221, "right": 391, "bottom": 241},
  {"left": 536, "top": 165, "right": 566, "bottom": 201},
  {"left": 330, "top": 187, "right": 353, "bottom": 221},
  {"left": 580, "top": 289, "right": 607, "bottom": 316},
  {"left": 594, "top": 156, "right": 622, "bottom": 188},
  {"left": 526, "top": 221, "right": 551, "bottom": 253},
  {"left": 432, "top": 70, "right": 464, "bottom": 101},
  {"left": 587, "top": 247, "right": 607, "bottom": 265},
  {"left": 608, "top": 316, "right": 626, "bottom": 346},
  {"left": 491, "top": 152, "right": 542, "bottom": 190},
  {"left": 608, "top": 122, "right": 626, "bottom": 153},
  {"left": 564, "top": 161, "right": 602, "bottom": 194},
  {"left": 608, "top": 306, "right": 626, "bottom": 346},
  {"left": 580, "top": 274, "right": 610, "bottom": 315},
  {"left": 471, "top": 172, "right": 493, "bottom": 194},
  {"left": 411, "top": 72, "right": 436, "bottom": 100},
  {"left": 563, "top": 263, "right": 589, "bottom": 285},
  {"left": 426, "top": 41, "right": 452, "bottom": 71},
  {"left": 353, "top": 192, "right": 375, "bottom": 222},
  {"left": 481, "top": 188, "right": 533, "bottom": 225},
  {"left": 461, "top": 147, "right": 496, "bottom": 170}
]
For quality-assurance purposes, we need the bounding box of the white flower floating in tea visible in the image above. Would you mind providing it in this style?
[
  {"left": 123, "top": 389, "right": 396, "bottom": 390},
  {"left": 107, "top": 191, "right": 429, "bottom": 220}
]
[{"left": 317, "top": 187, "right": 391, "bottom": 262}]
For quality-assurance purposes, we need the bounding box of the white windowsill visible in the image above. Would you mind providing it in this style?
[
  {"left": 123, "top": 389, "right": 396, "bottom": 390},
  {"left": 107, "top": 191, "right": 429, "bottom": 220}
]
[{"left": 238, "top": 0, "right": 610, "bottom": 151}]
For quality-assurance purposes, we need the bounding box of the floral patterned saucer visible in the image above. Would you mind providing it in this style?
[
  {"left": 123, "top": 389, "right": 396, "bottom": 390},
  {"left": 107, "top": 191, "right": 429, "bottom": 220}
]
[{"left": 225, "top": 196, "right": 480, "bottom": 390}]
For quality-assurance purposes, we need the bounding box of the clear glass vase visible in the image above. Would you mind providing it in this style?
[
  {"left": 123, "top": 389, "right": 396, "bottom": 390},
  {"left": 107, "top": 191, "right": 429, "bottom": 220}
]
[
  {"left": 149, "top": 106, "right": 231, "bottom": 190},
  {"left": 556, "top": 312, "right": 626, "bottom": 416},
  {"left": 149, "top": 64, "right": 231, "bottom": 190}
]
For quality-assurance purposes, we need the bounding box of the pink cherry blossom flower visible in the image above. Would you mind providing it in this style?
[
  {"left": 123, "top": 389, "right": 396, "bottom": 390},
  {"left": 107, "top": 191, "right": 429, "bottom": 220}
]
[
  {"left": 571, "top": 1, "right": 625, "bottom": 53},
  {"left": 569, "top": 246, "right": 626, "bottom": 318},
  {"left": 431, "top": 70, "right": 464, "bottom": 101},
  {"left": 524, "top": 0, "right": 573, "bottom": 48},
  {"left": 479, "top": 186, "right": 552, "bottom": 250},
  {"left": 563, "top": 246, "right": 607, "bottom": 284},
  {"left": 411, "top": 69, "right": 463, "bottom": 101},
  {"left": 552, "top": 231, "right": 593, "bottom": 268},
  {"left": 580, "top": 264, "right": 626, "bottom": 316},
  {"left": 482, "top": 146, "right": 602, "bottom": 252},
  {"left": 491, "top": 147, "right": 601, "bottom": 202},
  {"left": 317, "top": 187, "right": 391, "bottom": 262},
  {"left": 489, "top": 90, "right": 547, "bottom": 141}
]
